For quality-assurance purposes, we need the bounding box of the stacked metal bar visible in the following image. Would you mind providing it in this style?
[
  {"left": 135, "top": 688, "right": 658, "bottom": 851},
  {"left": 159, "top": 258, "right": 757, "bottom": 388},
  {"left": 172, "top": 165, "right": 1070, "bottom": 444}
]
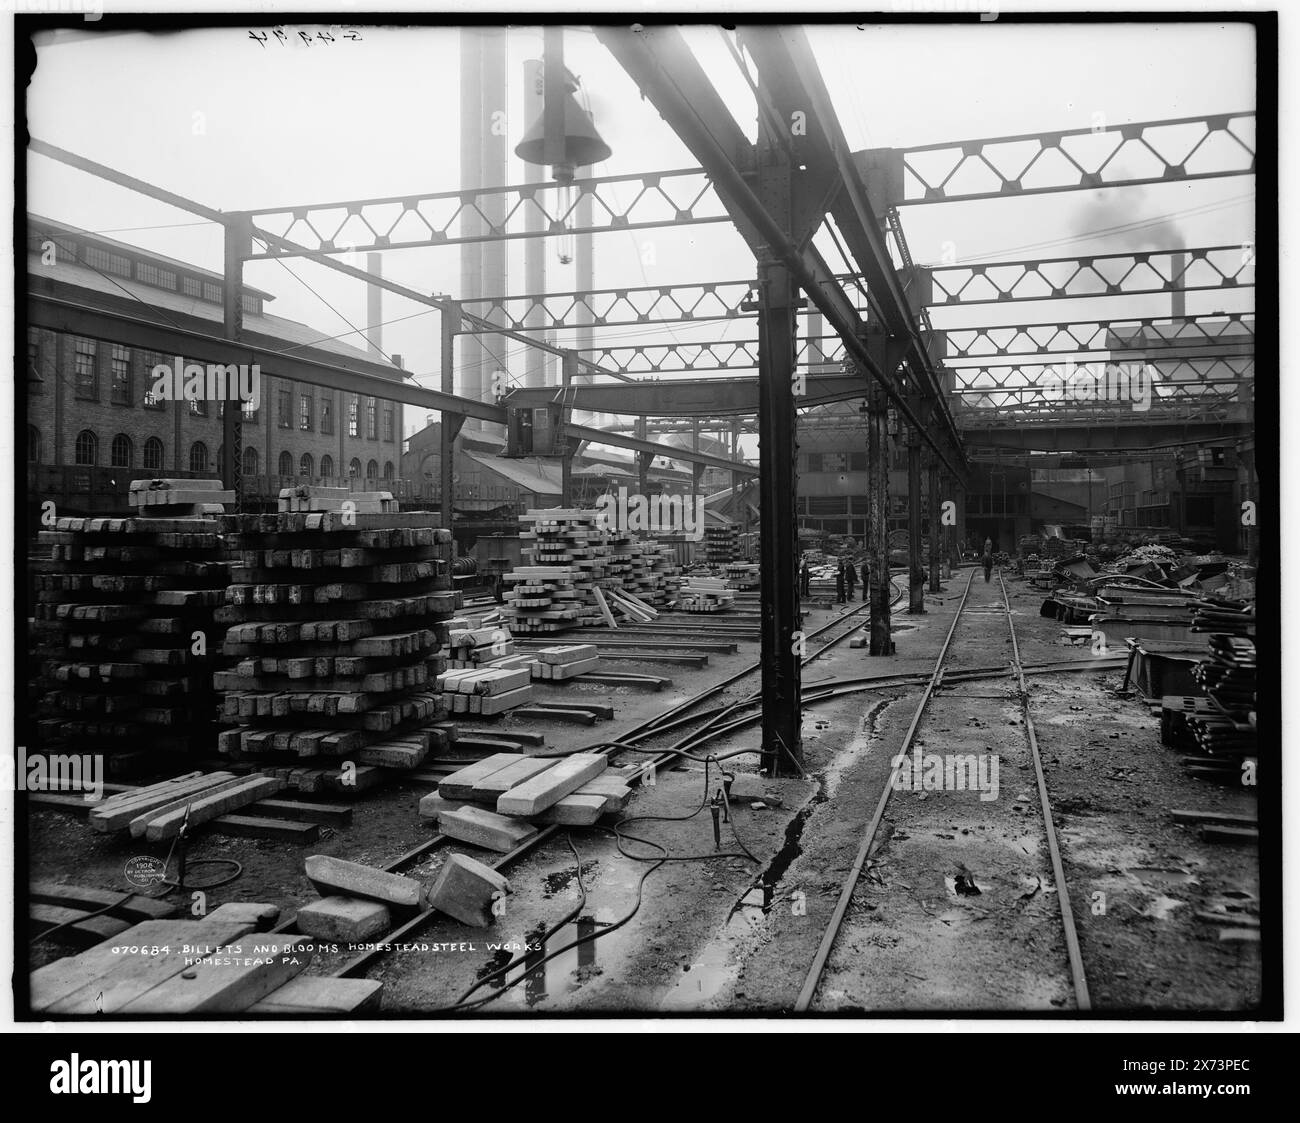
[
  {"left": 214, "top": 507, "right": 459, "bottom": 790},
  {"left": 704, "top": 523, "right": 739, "bottom": 565},
  {"left": 33, "top": 481, "right": 234, "bottom": 773}
]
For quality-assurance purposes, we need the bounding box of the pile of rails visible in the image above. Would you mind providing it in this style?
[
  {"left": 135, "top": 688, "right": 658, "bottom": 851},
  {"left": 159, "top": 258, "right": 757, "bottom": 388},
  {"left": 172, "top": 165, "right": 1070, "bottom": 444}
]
[
  {"left": 704, "top": 524, "right": 739, "bottom": 565},
  {"left": 420, "top": 751, "right": 633, "bottom": 844},
  {"left": 447, "top": 621, "right": 598, "bottom": 684},
  {"left": 32, "top": 479, "right": 233, "bottom": 772},
  {"left": 215, "top": 503, "right": 459, "bottom": 789},
  {"left": 1191, "top": 597, "right": 1256, "bottom": 637},
  {"left": 675, "top": 576, "right": 736, "bottom": 613},
  {"left": 277, "top": 484, "right": 397, "bottom": 515}
]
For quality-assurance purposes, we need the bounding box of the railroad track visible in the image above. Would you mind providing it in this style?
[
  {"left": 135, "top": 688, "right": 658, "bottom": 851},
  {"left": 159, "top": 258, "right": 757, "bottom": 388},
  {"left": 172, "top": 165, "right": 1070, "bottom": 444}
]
[
  {"left": 276, "top": 577, "right": 910, "bottom": 986},
  {"left": 793, "top": 567, "right": 1091, "bottom": 1012}
]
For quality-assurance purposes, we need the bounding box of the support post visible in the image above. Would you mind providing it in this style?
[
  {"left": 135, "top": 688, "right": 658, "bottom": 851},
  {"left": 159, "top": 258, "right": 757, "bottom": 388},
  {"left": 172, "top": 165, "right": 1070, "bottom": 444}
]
[
  {"left": 756, "top": 253, "right": 802, "bottom": 776},
  {"left": 928, "top": 451, "right": 943, "bottom": 592},
  {"left": 560, "top": 350, "right": 578, "bottom": 506},
  {"left": 907, "top": 417, "right": 925, "bottom": 614},
  {"left": 221, "top": 215, "right": 251, "bottom": 501},
  {"left": 440, "top": 302, "right": 462, "bottom": 542},
  {"left": 867, "top": 377, "right": 892, "bottom": 656},
  {"left": 637, "top": 451, "right": 653, "bottom": 495}
]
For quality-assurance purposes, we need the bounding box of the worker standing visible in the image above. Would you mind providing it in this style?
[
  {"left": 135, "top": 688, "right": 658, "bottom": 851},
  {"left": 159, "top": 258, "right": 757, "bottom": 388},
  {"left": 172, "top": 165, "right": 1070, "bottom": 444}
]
[
  {"left": 861, "top": 557, "right": 871, "bottom": 601},
  {"left": 844, "top": 557, "right": 857, "bottom": 601},
  {"left": 835, "top": 559, "right": 846, "bottom": 603},
  {"left": 982, "top": 536, "right": 994, "bottom": 583},
  {"left": 800, "top": 557, "right": 811, "bottom": 597}
]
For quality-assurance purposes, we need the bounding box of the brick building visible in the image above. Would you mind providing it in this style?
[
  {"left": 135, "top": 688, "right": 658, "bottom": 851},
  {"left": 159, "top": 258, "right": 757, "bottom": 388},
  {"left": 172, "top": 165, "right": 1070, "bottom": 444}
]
[{"left": 26, "top": 214, "right": 409, "bottom": 519}]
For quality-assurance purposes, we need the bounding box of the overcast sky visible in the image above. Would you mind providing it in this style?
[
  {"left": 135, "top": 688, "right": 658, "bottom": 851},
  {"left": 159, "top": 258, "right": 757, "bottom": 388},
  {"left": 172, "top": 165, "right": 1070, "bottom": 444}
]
[{"left": 26, "top": 20, "right": 1256, "bottom": 442}]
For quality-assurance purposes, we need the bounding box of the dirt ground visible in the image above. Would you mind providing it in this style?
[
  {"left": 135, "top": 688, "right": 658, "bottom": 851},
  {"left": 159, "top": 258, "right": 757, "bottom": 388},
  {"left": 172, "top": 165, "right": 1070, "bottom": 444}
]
[{"left": 25, "top": 572, "right": 1261, "bottom": 1016}]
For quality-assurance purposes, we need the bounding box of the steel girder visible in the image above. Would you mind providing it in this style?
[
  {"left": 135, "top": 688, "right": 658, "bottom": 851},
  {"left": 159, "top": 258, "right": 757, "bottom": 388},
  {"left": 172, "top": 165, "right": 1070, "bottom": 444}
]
[
  {"left": 926, "top": 244, "right": 1255, "bottom": 306},
  {"left": 504, "top": 371, "right": 871, "bottom": 415},
  {"left": 27, "top": 292, "right": 759, "bottom": 478},
  {"left": 569, "top": 335, "right": 848, "bottom": 375},
  {"left": 239, "top": 168, "right": 730, "bottom": 258},
  {"left": 858, "top": 111, "right": 1255, "bottom": 205},
  {"left": 596, "top": 24, "right": 967, "bottom": 479},
  {"left": 953, "top": 353, "right": 1254, "bottom": 393},
  {"left": 962, "top": 421, "right": 1252, "bottom": 453},
  {"left": 941, "top": 314, "right": 1255, "bottom": 358}
]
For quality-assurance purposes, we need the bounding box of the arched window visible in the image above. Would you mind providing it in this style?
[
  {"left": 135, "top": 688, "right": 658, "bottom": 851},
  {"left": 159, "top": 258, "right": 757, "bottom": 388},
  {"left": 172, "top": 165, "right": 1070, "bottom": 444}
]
[
  {"left": 320, "top": 454, "right": 334, "bottom": 479},
  {"left": 242, "top": 446, "right": 259, "bottom": 477},
  {"left": 366, "top": 459, "right": 378, "bottom": 479},
  {"left": 74, "top": 430, "right": 98, "bottom": 466},
  {"left": 110, "top": 434, "right": 133, "bottom": 468},
  {"left": 28, "top": 425, "right": 41, "bottom": 464},
  {"left": 188, "top": 441, "right": 208, "bottom": 474},
  {"left": 143, "top": 437, "right": 164, "bottom": 471},
  {"left": 299, "top": 453, "right": 313, "bottom": 478},
  {"left": 278, "top": 451, "right": 293, "bottom": 477},
  {"left": 348, "top": 458, "right": 361, "bottom": 477},
  {"left": 383, "top": 461, "right": 394, "bottom": 479}
]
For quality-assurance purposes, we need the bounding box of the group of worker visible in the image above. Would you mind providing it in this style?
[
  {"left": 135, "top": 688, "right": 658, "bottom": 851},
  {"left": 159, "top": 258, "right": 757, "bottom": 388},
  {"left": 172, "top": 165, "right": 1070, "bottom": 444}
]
[{"left": 799, "top": 555, "right": 871, "bottom": 603}]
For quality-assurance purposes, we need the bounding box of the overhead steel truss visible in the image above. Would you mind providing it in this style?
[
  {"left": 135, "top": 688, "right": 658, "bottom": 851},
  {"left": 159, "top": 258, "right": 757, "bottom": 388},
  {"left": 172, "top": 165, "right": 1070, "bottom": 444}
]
[
  {"left": 240, "top": 168, "right": 730, "bottom": 258},
  {"left": 941, "top": 314, "right": 1255, "bottom": 358},
  {"left": 858, "top": 111, "right": 1255, "bottom": 205},
  {"left": 925, "top": 244, "right": 1255, "bottom": 306},
  {"left": 571, "top": 335, "right": 848, "bottom": 374}
]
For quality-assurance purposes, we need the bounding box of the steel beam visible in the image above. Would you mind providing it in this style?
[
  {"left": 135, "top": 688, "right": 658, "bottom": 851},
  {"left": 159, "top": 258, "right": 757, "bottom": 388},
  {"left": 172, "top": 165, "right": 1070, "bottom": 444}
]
[
  {"left": 941, "top": 314, "right": 1255, "bottom": 359},
  {"left": 28, "top": 292, "right": 758, "bottom": 477},
  {"left": 928, "top": 454, "right": 942, "bottom": 592},
  {"left": 239, "top": 167, "right": 730, "bottom": 258},
  {"left": 907, "top": 417, "right": 925, "bottom": 614},
  {"left": 221, "top": 215, "right": 250, "bottom": 497},
  {"left": 927, "top": 244, "right": 1255, "bottom": 307},
  {"left": 858, "top": 111, "right": 1255, "bottom": 206},
  {"left": 867, "top": 380, "right": 892, "bottom": 656},
  {"left": 440, "top": 302, "right": 461, "bottom": 538}
]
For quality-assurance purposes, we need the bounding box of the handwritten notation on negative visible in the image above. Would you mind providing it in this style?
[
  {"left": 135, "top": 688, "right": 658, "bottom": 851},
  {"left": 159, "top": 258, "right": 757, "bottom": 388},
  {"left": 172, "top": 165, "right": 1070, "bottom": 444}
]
[{"left": 248, "top": 28, "right": 364, "bottom": 48}]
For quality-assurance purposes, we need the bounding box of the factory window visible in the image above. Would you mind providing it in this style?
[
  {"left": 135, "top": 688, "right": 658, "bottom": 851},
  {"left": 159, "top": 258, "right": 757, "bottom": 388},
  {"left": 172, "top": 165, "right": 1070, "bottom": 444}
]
[
  {"left": 300, "top": 393, "right": 313, "bottom": 431},
  {"left": 74, "top": 430, "right": 98, "bottom": 466},
  {"left": 276, "top": 389, "right": 291, "bottom": 428},
  {"left": 73, "top": 337, "right": 98, "bottom": 399},
  {"left": 300, "top": 453, "right": 313, "bottom": 478},
  {"left": 347, "top": 395, "right": 360, "bottom": 437},
  {"left": 243, "top": 446, "right": 259, "bottom": 477},
  {"left": 242, "top": 396, "right": 258, "bottom": 424},
  {"left": 28, "top": 425, "right": 41, "bottom": 463},
  {"left": 806, "top": 452, "right": 823, "bottom": 472},
  {"left": 278, "top": 451, "right": 293, "bottom": 477},
  {"left": 366, "top": 459, "right": 378, "bottom": 479},
  {"left": 109, "top": 345, "right": 132, "bottom": 404},
  {"left": 241, "top": 294, "right": 262, "bottom": 316},
  {"left": 189, "top": 441, "right": 209, "bottom": 473},
  {"left": 110, "top": 434, "right": 133, "bottom": 468},
  {"left": 320, "top": 397, "right": 334, "bottom": 435},
  {"left": 189, "top": 395, "right": 207, "bottom": 417},
  {"left": 27, "top": 330, "right": 43, "bottom": 391},
  {"left": 383, "top": 461, "right": 394, "bottom": 479},
  {"left": 182, "top": 276, "right": 203, "bottom": 298},
  {"left": 83, "top": 245, "right": 131, "bottom": 276},
  {"left": 366, "top": 397, "right": 378, "bottom": 440},
  {"left": 320, "top": 454, "right": 334, "bottom": 479},
  {"left": 348, "top": 458, "right": 361, "bottom": 477},
  {"left": 203, "top": 282, "right": 222, "bottom": 303},
  {"left": 136, "top": 261, "right": 177, "bottom": 290},
  {"left": 139, "top": 350, "right": 169, "bottom": 408},
  {"left": 382, "top": 405, "right": 395, "bottom": 442},
  {"left": 143, "top": 437, "right": 164, "bottom": 471}
]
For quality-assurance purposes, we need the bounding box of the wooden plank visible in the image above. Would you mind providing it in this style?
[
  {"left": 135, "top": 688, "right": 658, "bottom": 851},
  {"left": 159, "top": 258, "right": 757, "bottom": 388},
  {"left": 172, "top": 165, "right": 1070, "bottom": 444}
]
[
  {"left": 438, "top": 753, "right": 527, "bottom": 800},
  {"left": 247, "top": 975, "right": 383, "bottom": 1015},
  {"left": 469, "top": 755, "right": 557, "bottom": 799},
  {"left": 437, "top": 805, "right": 539, "bottom": 852},
  {"left": 28, "top": 882, "right": 178, "bottom": 922},
  {"left": 134, "top": 776, "right": 285, "bottom": 840},
  {"left": 117, "top": 936, "right": 312, "bottom": 1015},
  {"left": 35, "top": 918, "right": 255, "bottom": 1014},
  {"left": 496, "top": 753, "right": 607, "bottom": 817},
  {"left": 211, "top": 814, "right": 321, "bottom": 843}
]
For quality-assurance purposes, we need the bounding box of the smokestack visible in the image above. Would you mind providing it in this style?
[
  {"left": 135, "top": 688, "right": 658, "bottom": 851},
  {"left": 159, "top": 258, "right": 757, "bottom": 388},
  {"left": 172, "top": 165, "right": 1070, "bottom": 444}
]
[
  {"left": 1172, "top": 250, "right": 1188, "bottom": 324},
  {"left": 522, "top": 58, "right": 548, "bottom": 391},
  {"left": 366, "top": 253, "right": 383, "bottom": 358}
]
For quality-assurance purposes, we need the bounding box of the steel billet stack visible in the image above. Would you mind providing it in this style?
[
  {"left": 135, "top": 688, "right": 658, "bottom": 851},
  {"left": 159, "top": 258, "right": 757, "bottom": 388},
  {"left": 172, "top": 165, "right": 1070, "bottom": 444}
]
[
  {"left": 214, "top": 494, "right": 459, "bottom": 794},
  {"left": 32, "top": 479, "right": 234, "bottom": 773},
  {"left": 704, "top": 523, "right": 739, "bottom": 566}
]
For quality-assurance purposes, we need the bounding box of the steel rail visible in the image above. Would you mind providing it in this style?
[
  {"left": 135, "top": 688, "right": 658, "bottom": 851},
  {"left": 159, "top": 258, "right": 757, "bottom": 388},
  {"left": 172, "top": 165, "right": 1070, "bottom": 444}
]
[
  {"left": 999, "top": 572, "right": 1092, "bottom": 1011},
  {"left": 793, "top": 567, "right": 978, "bottom": 1011}
]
